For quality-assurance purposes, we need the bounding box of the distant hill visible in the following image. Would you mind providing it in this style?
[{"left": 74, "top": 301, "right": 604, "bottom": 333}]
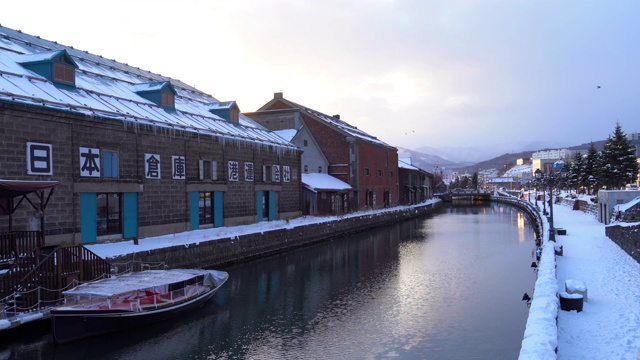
[
  {"left": 568, "top": 140, "right": 607, "bottom": 152},
  {"left": 403, "top": 139, "right": 607, "bottom": 175},
  {"left": 397, "top": 147, "right": 472, "bottom": 173}
]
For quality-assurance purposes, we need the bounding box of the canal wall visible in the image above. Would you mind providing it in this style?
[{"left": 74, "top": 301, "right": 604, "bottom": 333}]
[
  {"left": 491, "top": 195, "right": 559, "bottom": 359},
  {"left": 605, "top": 224, "right": 640, "bottom": 263},
  {"left": 107, "top": 201, "right": 442, "bottom": 270}
]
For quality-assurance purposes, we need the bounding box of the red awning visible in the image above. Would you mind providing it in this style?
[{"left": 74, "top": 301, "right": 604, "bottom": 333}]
[{"left": 0, "top": 180, "right": 60, "bottom": 199}]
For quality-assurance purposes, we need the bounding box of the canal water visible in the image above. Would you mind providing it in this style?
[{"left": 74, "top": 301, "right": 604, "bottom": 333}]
[{"left": 2, "top": 203, "right": 537, "bottom": 360}]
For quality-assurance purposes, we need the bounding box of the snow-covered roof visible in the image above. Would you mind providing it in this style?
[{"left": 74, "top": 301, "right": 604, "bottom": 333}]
[
  {"left": 273, "top": 129, "right": 298, "bottom": 142},
  {"left": 614, "top": 196, "right": 640, "bottom": 212},
  {"left": 0, "top": 26, "right": 294, "bottom": 149},
  {"left": 263, "top": 95, "right": 394, "bottom": 149},
  {"left": 302, "top": 173, "right": 352, "bottom": 192},
  {"left": 131, "top": 81, "right": 174, "bottom": 93},
  {"left": 61, "top": 269, "right": 215, "bottom": 297},
  {"left": 208, "top": 101, "right": 238, "bottom": 111},
  {"left": 503, "top": 164, "right": 532, "bottom": 177},
  {"left": 398, "top": 159, "right": 419, "bottom": 171}
]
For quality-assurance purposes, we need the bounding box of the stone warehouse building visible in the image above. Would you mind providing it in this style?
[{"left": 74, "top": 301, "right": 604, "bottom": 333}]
[
  {"left": 246, "top": 92, "right": 399, "bottom": 212},
  {"left": 0, "top": 26, "right": 302, "bottom": 246}
]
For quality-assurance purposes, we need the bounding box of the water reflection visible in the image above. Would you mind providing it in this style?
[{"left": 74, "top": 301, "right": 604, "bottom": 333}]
[{"left": 2, "top": 203, "right": 536, "bottom": 360}]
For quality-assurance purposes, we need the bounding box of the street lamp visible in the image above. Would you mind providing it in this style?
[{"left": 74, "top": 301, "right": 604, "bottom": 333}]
[
  {"left": 535, "top": 169, "right": 547, "bottom": 215},
  {"left": 535, "top": 168, "right": 555, "bottom": 241}
]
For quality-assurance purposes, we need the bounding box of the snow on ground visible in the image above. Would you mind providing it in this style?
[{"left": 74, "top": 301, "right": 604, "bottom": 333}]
[
  {"left": 87, "top": 200, "right": 439, "bottom": 259},
  {"left": 553, "top": 202, "right": 640, "bottom": 359}
]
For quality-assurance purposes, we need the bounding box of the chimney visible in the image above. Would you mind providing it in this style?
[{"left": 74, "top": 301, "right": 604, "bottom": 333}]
[
  {"left": 333, "top": 114, "right": 340, "bottom": 119},
  {"left": 274, "top": 92, "right": 283, "bottom": 99}
]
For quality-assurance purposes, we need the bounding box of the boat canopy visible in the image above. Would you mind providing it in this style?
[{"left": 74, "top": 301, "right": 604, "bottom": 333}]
[{"left": 62, "top": 270, "right": 219, "bottom": 297}]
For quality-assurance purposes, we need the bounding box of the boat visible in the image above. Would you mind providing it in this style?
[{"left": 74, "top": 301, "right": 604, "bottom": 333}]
[{"left": 50, "top": 269, "right": 228, "bottom": 344}]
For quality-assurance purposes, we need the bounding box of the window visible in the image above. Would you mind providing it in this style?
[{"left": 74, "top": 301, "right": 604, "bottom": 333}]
[
  {"left": 262, "top": 165, "right": 280, "bottom": 182},
  {"left": 303, "top": 140, "right": 308, "bottom": 147},
  {"left": 132, "top": 81, "right": 176, "bottom": 109},
  {"left": 199, "top": 160, "right": 217, "bottom": 180},
  {"left": 364, "top": 168, "right": 370, "bottom": 176},
  {"left": 102, "top": 150, "right": 119, "bottom": 178},
  {"left": 18, "top": 50, "right": 77, "bottom": 88},
  {"left": 97, "top": 193, "right": 122, "bottom": 236},
  {"left": 53, "top": 62, "right": 75, "bottom": 85},
  {"left": 390, "top": 171, "right": 394, "bottom": 178},
  {"left": 199, "top": 192, "right": 213, "bottom": 225},
  {"left": 318, "top": 166, "right": 322, "bottom": 173},
  {"left": 304, "top": 165, "right": 308, "bottom": 173},
  {"left": 377, "top": 169, "right": 383, "bottom": 177},
  {"left": 162, "top": 92, "right": 175, "bottom": 108}
]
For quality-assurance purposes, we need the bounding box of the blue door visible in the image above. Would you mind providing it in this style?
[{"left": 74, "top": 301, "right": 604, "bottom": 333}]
[
  {"left": 256, "top": 190, "right": 264, "bottom": 222},
  {"left": 190, "top": 191, "right": 199, "bottom": 230},
  {"left": 269, "top": 191, "right": 277, "bottom": 221},
  {"left": 80, "top": 192, "right": 97, "bottom": 244},
  {"left": 123, "top": 192, "right": 138, "bottom": 239},
  {"left": 214, "top": 191, "right": 224, "bottom": 227}
]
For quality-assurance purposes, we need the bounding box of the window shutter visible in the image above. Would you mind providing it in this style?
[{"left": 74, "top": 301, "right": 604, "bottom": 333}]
[
  {"left": 211, "top": 161, "right": 217, "bottom": 180},
  {"left": 199, "top": 160, "right": 204, "bottom": 180}
]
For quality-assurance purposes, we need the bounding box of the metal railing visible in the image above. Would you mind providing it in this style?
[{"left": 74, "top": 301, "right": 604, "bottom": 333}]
[
  {"left": 0, "top": 231, "right": 42, "bottom": 264},
  {"left": 0, "top": 245, "right": 111, "bottom": 314}
]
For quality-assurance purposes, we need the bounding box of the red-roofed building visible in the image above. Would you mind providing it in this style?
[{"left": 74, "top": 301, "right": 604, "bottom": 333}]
[{"left": 246, "top": 92, "right": 399, "bottom": 211}]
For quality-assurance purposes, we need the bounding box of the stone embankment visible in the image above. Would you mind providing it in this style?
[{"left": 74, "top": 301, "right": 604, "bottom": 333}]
[
  {"left": 490, "top": 195, "right": 558, "bottom": 360},
  {"left": 108, "top": 201, "right": 442, "bottom": 269},
  {"left": 605, "top": 224, "right": 640, "bottom": 263}
]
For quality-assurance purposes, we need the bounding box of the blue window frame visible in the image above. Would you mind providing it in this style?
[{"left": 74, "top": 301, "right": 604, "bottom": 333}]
[{"left": 103, "top": 150, "right": 119, "bottom": 178}]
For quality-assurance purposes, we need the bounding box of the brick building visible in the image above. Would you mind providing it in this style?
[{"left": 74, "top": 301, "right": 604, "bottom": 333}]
[
  {"left": 398, "top": 158, "right": 434, "bottom": 205},
  {"left": 0, "top": 26, "right": 302, "bottom": 246},
  {"left": 246, "top": 92, "right": 399, "bottom": 211}
]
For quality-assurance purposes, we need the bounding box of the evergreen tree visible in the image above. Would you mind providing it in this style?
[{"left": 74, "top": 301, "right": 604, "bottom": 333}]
[
  {"left": 600, "top": 123, "right": 639, "bottom": 189},
  {"left": 568, "top": 151, "right": 584, "bottom": 192},
  {"left": 583, "top": 142, "right": 601, "bottom": 193}
]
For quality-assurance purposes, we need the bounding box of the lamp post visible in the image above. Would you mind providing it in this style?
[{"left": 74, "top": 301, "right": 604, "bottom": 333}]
[
  {"left": 535, "top": 169, "right": 555, "bottom": 241},
  {"left": 535, "top": 169, "right": 547, "bottom": 215},
  {"left": 548, "top": 176, "right": 555, "bottom": 241}
]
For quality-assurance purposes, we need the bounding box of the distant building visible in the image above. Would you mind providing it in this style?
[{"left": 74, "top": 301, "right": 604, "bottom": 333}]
[
  {"left": 531, "top": 149, "right": 576, "bottom": 160},
  {"left": 246, "top": 92, "right": 399, "bottom": 211},
  {"left": 598, "top": 190, "right": 640, "bottom": 224},
  {"left": 398, "top": 158, "right": 433, "bottom": 205}
]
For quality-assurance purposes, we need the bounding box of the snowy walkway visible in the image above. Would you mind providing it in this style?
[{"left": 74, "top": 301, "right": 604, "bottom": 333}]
[{"left": 554, "top": 203, "right": 640, "bottom": 359}]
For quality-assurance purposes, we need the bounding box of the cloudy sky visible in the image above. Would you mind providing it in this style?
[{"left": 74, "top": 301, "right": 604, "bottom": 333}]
[{"left": 4, "top": 1, "right": 640, "bottom": 158}]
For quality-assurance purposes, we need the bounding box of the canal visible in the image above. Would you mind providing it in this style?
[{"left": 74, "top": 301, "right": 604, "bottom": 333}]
[{"left": 2, "top": 202, "right": 537, "bottom": 359}]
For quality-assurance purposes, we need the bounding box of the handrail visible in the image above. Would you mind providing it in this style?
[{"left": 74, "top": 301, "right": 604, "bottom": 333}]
[
  {"left": 1, "top": 245, "right": 111, "bottom": 313},
  {"left": 0, "top": 231, "right": 42, "bottom": 263}
]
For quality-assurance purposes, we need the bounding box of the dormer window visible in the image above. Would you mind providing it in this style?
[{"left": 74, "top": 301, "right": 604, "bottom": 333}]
[
  {"left": 162, "top": 92, "right": 174, "bottom": 108},
  {"left": 54, "top": 61, "right": 75, "bottom": 85},
  {"left": 209, "top": 101, "right": 240, "bottom": 124},
  {"left": 132, "top": 81, "right": 177, "bottom": 110},
  {"left": 18, "top": 50, "right": 78, "bottom": 88}
]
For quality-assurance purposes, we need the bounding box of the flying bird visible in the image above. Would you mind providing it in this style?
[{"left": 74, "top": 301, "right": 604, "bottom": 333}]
[{"left": 597, "top": 86, "right": 601, "bottom": 89}]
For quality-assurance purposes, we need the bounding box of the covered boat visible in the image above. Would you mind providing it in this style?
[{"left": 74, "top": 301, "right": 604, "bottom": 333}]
[{"left": 50, "top": 269, "right": 228, "bottom": 344}]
